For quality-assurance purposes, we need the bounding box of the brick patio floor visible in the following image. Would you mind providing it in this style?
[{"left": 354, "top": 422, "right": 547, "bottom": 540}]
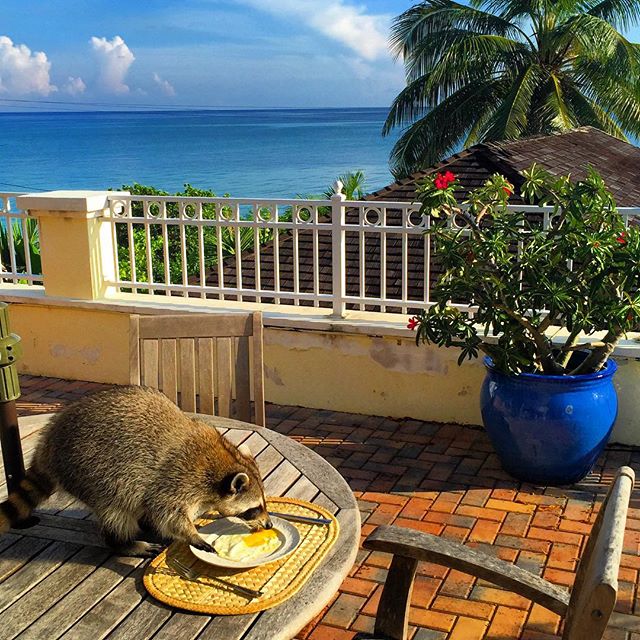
[{"left": 13, "top": 375, "right": 640, "bottom": 640}]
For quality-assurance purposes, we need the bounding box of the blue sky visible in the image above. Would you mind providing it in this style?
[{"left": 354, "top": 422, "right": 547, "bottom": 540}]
[
  {"left": 0, "top": 0, "right": 410, "bottom": 109},
  {"left": 0, "top": 1, "right": 639, "bottom": 111}
]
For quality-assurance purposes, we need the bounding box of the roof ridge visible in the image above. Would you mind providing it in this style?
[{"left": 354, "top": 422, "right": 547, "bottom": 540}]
[
  {"left": 365, "top": 146, "right": 480, "bottom": 200},
  {"left": 481, "top": 126, "right": 618, "bottom": 154}
]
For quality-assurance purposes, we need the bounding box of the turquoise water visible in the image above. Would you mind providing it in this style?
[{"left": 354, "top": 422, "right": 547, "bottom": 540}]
[{"left": 0, "top": 108, "right": 398, "bottom": 198}]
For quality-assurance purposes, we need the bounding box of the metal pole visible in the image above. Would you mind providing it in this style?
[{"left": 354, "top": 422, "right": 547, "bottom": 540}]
[{"left": 0, "top": 301, "right": 25, "bottom": 494}]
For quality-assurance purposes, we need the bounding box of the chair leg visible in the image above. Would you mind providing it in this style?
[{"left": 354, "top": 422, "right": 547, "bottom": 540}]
[{"left": 373, "top": 555, "right": 419, "bottom": 640}]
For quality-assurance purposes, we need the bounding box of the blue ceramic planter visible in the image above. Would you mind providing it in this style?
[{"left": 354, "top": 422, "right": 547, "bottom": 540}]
[{"left": 480, "top": 356, "right": 618, "bottom": 485}]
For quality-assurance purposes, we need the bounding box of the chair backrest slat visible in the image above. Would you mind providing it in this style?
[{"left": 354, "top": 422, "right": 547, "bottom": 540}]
[
  {"left": 130, "top": 312, "right": 265, "bottom": 425},
  {"left": 252, "top": 313, "right": 266, "bottom": 427},
  {"left": 197, "top": 338, "right": 215, "bottom": 415},
  {"left": 216, "top": 336, "right": 233, "bottom": 418},
  {"left": 178, "top": 338, "right": 197, "bottom": 413},
  {"left": 142, "top": 340, "right": 159, "bottom": 389},
  {"left": 563, "top": 466, "right": 635, "bottom": 639},
  {"left": 160, "top": 339, "right": 178, "bottom": 405},
  {"left": 235, "top": 336, "right": 251, "bottom": 422},
  {"left": 137, "top": 314, "right": 253, "bottom": 339}
]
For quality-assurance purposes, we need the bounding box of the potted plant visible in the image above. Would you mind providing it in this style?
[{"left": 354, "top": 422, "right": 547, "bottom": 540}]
[{"left": 408, "top": 166, "right": 639, "bottom": 484}]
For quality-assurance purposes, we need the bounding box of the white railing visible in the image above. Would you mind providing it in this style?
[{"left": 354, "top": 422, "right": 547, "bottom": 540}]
[
  {"left": 0, "top": 193, "right": 42, "bottom": 285},
  {"left": 107, "top": 193, "right": 640, "bottom": 317}
]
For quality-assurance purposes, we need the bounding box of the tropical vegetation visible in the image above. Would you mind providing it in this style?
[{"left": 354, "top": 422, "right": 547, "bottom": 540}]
[
  {"left": 384, "top": 0, "right": 640, "bottom": 177},
  {"left": 115, "top": 171, "right": 366, "bottom": 289},
  {"left": 409, "top": 165, "right": 640, "bottom": 375},
  {"left": 0, "top": 217, "right": 41, "bottom": 279}
]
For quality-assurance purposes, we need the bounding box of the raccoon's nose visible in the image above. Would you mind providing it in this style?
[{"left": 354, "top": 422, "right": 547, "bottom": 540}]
[{"left": 263, "top": 518, "right": 273, "bottom": 530}]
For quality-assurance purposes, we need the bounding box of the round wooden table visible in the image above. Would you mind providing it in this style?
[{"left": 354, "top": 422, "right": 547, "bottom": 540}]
[{"left": 0, "top": 413, "right": 361, "bottom": 640}]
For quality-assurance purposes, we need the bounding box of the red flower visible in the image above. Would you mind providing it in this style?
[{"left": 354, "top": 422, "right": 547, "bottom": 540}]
[
  {"left": 434, "top": 171, "right": 456, "bottom": 190},
  {"left": 503, "top": 186, "right": 512, "bottom": 197},
  {"left": 617, "top": 232, "right": 627, "bottom": 245},
  {"left": 407, "top": 316, "right": 419, "bottom": 331},
  {"left": 593, "top": 241, "right": 600, "bottom": 248}
]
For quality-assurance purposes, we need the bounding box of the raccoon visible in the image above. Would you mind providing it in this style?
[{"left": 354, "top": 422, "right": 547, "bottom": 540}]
[{"left": 0, "top": 385, "right": 272, "bottom": 557}]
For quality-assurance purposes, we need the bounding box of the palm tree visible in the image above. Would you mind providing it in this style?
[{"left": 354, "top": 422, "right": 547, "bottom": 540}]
[
  {"left": 323, "top": 170, "right": 367, "bottom": 200},
  {"left": 384, "top": 0, "right": 640, "bottom": 177}
]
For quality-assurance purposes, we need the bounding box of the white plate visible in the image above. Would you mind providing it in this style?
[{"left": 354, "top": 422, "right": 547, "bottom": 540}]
[{"left": 189, "top": 516, "right": 301, "bottom": 569}]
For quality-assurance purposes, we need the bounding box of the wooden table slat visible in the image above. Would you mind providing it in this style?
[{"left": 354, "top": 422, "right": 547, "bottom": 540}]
[
  {"left": 258, "top": 429, "right": 356, "bottom": 510},
  {"left": 150, "top": 612, "right": 210, "bottom": 640},
  {"left": 0, "top": 536, "right": 52, "bottom": 584},
  {"left": 105, "top": 597, "right": 172, "bottom": 640},
  {"left": 0, "top": 546, "right": 111, "bottom": 640},
  {"left": 263, "top": 459, "right": 302, "bottom": 498},
  {"left": 9, "top": 522, "right": 105, "bottom": 548},
  {"left": 0, "top": 541, "right": 79, "bottom": 613},
  {"left": 15, "top": 555, "right": 143, "bottom": 640},
  {"left": 0, "top": 532, "right": 22, "bottom": 556},
  {"left": 197, "top": 613, "right": 258, "bottom": 640},
  {"left": 285, "top": 476, "right": 321, "bottom": 503},
  {"left": 59, "top": 574, "right": 147, "bottom": 640}
]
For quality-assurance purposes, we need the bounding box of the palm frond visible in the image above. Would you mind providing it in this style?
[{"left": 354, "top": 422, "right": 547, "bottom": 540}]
[
  {"left": 390, "top": 0, "right": 528, "bottom": 62},
  {"left": 562, "top": 81, "right": 628, "bottom": 138},
  {"left": 383, "top": 76, "right": 432, "bottom": 134},
  {"left": 564, "top": 13, "right": 640, "bottom": 70},
  {"left": 546, "top": 73, "right": 576, "bottom": 130},
  {"left": 582, "top": 0, "right": 640, "bottom": 31},
  {"left": 573, "top": 59, "right": 640, "bottom": 135},
  {"left": 390, "top": 78, "right": 508, "bottom": 176},
  {"left": 482, "top": 64, "right": 543, "bottom": 139},
  {"left": 405, "top": 30, "right": 525, "bottom": 81}
]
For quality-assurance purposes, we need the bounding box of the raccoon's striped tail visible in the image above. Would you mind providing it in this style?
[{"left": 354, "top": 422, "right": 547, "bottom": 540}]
[{"left": 0, "top": 467, "right": 55, "bottom": 533}]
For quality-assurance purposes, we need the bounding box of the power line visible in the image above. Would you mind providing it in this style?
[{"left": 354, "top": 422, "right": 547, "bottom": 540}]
[
  {"left": 0, "top": 180, "right": 48, "bottom": 192},
  {"left": 0, "top": 96, "right": 270, "bottom": 111}
]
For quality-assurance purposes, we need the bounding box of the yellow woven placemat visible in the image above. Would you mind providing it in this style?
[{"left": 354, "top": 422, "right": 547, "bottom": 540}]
[{"left": 143, "top": 497, "right": 339, "bottom": 614}]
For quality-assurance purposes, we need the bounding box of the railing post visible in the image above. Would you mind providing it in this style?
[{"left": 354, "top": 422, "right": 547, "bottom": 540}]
[
  {"left": 16, "top": 191, "right": 128, "bottom": 300},
  {"left": 331, "top": 181, "right": 346, "bottom": 317},
  {"left": 0, "top": 301, "right": 25, "bottom": 494}
]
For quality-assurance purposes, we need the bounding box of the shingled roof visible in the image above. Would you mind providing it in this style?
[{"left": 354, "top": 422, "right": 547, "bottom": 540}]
[
  {"left": 369, "top": 126, "right": 640, "bottom": 206},
  {"left": 214, "top": 128, "right": 640, "bottom": 310}
]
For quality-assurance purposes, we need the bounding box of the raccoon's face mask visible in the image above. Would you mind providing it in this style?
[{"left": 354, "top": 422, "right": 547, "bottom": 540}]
[{"left": 217, "top": 471, "right": 273, "bottom": 531}]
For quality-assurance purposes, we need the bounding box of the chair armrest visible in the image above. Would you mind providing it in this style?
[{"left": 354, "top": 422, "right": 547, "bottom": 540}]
[{"left": 365, "top": 525, "right": 570, "bottom": 617}]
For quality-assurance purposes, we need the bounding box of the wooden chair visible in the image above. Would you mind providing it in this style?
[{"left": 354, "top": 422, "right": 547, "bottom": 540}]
[
  {"left": 129, "top": 311, "right": 265, "bottom": 426},
  {"left": 358, "top": 466, "right": 635, "bottom": 640}
]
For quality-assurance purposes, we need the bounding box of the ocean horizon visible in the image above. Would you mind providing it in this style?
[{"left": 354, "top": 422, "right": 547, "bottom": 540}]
[{"left": 0, "top": 108, "right": 400, "bottom": 199}]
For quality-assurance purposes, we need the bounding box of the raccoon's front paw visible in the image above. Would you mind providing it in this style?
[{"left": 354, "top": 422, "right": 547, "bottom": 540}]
[
  {"left": 137, "top": 542, "right": 165, "bottom": 558},
  {"left": 109, "top": 540, "right": 165, "bottom": 558},
  {"left": 190, "top": 539, "right": 216, "bottom": 554}
]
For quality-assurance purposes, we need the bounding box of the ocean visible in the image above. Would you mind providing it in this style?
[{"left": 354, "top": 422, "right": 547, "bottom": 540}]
[{"left": 0, "top": 108, "right": 399, "bottom": 198}]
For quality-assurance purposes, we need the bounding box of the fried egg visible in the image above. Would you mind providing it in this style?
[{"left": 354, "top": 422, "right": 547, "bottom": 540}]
[{"left": 213, "top": 528, "right": 282, "bottom": 562}]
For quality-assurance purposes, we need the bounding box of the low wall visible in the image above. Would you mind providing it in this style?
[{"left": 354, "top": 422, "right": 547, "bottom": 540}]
[{"left": 6, "top": 295, "right": 640, "bottom": 445}]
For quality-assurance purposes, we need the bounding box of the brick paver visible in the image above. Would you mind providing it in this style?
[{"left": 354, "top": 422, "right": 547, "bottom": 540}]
[{"left": 12, "top": 375, "right": 640, "bottom": 639}]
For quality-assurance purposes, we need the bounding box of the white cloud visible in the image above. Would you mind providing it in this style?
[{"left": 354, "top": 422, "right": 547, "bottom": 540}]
[
  {"left": 152, "top": 72, "right": 175, "bottom": 96},
  {"left": 237, "top": 0, "right": 390, "bottom": 61},
  {"left": 64, "top": 76, "right": 86, "bottom": 96},
  {"left": 90, "top": 35, "right": 135, "bottom": 94},
  {"left": 0, "top": 36, "right": 57, "bottom": 96}
]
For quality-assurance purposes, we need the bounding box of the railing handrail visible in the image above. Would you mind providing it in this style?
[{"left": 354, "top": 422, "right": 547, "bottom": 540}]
[
  {"left": 103, "top": 194, "right": 640, "bottom": 317},
  {"left": 106, "top": 193, "right": 640, "bottom": 215}
]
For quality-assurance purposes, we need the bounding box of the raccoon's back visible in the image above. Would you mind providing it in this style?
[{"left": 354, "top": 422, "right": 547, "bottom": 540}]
[{"left": 35, "top": 386, "right": 195, "bottom": 500}]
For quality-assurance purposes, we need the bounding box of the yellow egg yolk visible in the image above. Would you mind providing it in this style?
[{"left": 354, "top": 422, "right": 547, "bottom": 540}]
[{"left": 243, "top": 529, "right": 279, "bottom": 547}]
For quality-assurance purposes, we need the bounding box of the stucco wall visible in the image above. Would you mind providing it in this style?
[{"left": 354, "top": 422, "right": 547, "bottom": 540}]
[{"left": 7, "top": 300, "right": 640, "bottom": 445}]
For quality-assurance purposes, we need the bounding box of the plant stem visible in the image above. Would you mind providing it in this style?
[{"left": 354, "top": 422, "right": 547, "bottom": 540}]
[
  {"left": 559, "top": 329, "right": 581, "bottom": 368},
  {"left": 494, "top": 303, "right": 562, "bottom": 374},
  {"left": 569, "top": 329, "right": 622, "bottom": 374}
]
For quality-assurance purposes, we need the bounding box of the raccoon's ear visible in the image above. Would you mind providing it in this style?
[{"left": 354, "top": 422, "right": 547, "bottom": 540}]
[
  {"left": 225, "top": 472, "right": 250, "bottom": 495},
  {"left": 238, "top": 444, "right": 252, "bottom": 458}
]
